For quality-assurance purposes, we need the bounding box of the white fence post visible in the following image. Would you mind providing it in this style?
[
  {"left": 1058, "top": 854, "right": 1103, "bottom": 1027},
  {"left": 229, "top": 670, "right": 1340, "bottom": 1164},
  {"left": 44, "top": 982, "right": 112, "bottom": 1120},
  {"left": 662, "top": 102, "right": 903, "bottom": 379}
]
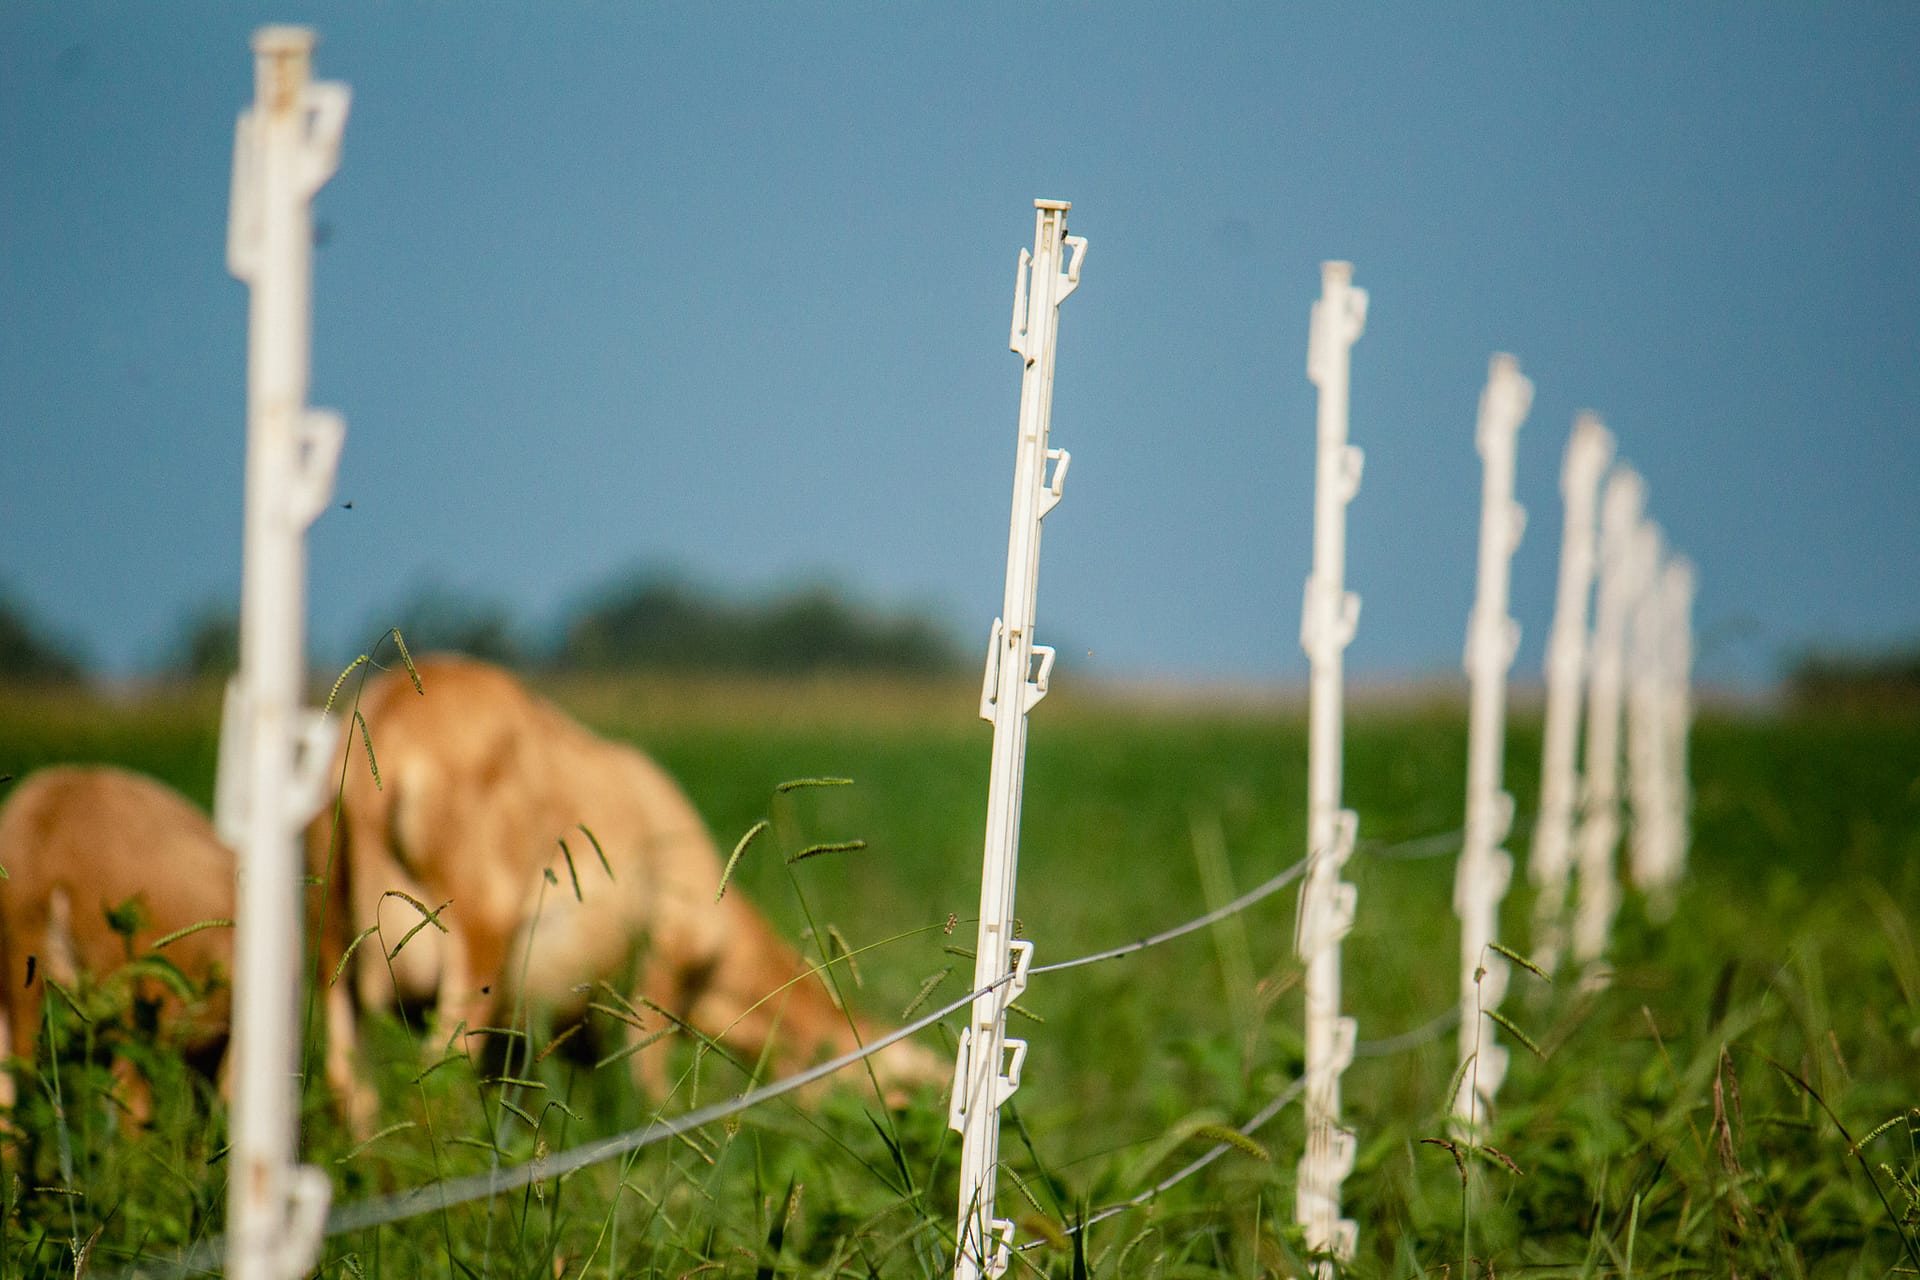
[
  {"left": 1657, "top": 556, "right": 1696, "bottom": 896},
  {"left": 1570, "top": 468, "right": 1646, "bottom": 975},
  {"left": 1452, "top": 354, "right": 1530, "bottom": 1128},
  {"left": 1294, "top": 261, "right": 1367, "bottom": 1271},
  {"left": 950, "top": 199, "right": 1085, "bottom": 1280},
  {"left": 1626, "top": 522, "right": 1671, "bottom": 906},
  {"left": 218, "top": 26, "right": 349, "bottom": 1280},
  {"left": 1527, "top": 414, "right": 1614, "bottom": 977}
]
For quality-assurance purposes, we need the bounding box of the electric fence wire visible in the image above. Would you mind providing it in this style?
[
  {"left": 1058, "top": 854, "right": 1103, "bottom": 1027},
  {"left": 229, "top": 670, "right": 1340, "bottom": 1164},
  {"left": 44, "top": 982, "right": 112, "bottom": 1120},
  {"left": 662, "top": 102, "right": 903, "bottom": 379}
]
[
  {"left": 1029, "top": 1074, "right": 1312, "bottom": 1252},
  {"left": 1355, "top": 826, "right": 1464, "bottom": 861},
  {"left": 1014, "top": 1001, "right": 1461, "bottom": 1252},
  {"left": 1030, "top": 849, "right": 1312, "bottom": 978},
  {"left": 110, "top": 823, "right": 1495, "bottom": 1276},
  {"left": 1021, "top": 899, "right": 1468, "bottom": 1250},
  {"left": 116, "top": 978, "right": 1006, "bottom": 1278},
  {"left": 1356, "top": 1004, "right": 1461, "bottom": 1058},
  {"left": 1354, "top": 812, "right": 1536, "bottom": 864}
]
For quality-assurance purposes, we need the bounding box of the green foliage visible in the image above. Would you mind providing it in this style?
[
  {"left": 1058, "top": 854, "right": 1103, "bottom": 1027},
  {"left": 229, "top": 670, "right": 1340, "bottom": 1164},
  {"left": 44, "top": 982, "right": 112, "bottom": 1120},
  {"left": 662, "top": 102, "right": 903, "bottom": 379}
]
[
  {"left": 560, "top": 571, "right": 962, "bottom": 676},
  {"left": 354, "top": 581, "right": 526, "bottom": 668},
  {"left": 5, "top": 952, "right": 231, "bottom": 1274},
  {"left": 1786, "top": 639, "right": 1920, "bottom": 712},
  {"left": 0, "top": 587, "right": 85, "bottom": 684},
  {"left": 160, "top": 602, "right": 239, "bottom": 680},
  {"left": 0, "top": 687, "right": 1915, "bottom": 1276},
  {"left": 0, "top": 683, "right": 221, "bottom": 808}
]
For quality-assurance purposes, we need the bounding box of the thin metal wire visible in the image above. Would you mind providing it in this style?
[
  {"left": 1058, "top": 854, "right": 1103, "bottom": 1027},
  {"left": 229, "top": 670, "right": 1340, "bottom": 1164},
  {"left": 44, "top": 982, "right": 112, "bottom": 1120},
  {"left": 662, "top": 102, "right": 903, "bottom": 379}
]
[
  {"left": 1042, "top": 1075, "right": 1311, "bottom": 1247},
  {"left": 1030, "top": 854, "right": 1313, "bottom": 977},
  {"left": 1354, "top": 813, "right": 1536, "bottom": 864},
  {"left": 108, "top": 820, "right": 1489, "bottom": 1276},
  {"left": 1355, "top": 1005, "right": 1460, "bottom": 1058},
  {"left": 1012, "top": 998, "right": 1457, "bottom": 1258},
  {"left": 1355, "top": 827, "right": 1464, "bottom": 861},
  {"left": 121, "top": 981, "right": 1002, "bottom": 1277}
]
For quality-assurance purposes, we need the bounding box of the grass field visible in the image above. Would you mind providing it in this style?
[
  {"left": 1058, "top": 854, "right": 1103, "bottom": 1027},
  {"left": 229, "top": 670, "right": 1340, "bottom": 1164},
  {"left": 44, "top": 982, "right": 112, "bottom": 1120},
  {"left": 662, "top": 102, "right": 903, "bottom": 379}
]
[{"left": 0, "top": 671, "right": 1915, "bottom": 1277}]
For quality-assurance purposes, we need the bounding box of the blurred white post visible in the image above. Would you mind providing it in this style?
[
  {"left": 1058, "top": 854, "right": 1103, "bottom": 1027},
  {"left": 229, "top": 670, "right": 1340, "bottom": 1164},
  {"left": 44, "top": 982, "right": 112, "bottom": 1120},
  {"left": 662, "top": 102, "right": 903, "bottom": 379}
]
[
  {"left": 1657, "top": 557, "right": 1696, "bottom": 894},
  {"left": 1452, "top": 355, "right": 1530, "bottom": 1128},
  {"left": 1294, "top": 261, "right": 1367, "bottom": 1272},
  {"left": 1571, "top": 469, "right": 1646, "bottom": 975},
  {"left": 1527, "top": 415, "right": 1614, "bottom": 977},
  {"left": 1626, "top": 522, "right": 1671, "bottom": 905},
  {"left": 219, "top": 26, "right": 349, "bottom": 1280},
  {"left": 950, "top": 199, "right": 1085, "bottom": 1280}
]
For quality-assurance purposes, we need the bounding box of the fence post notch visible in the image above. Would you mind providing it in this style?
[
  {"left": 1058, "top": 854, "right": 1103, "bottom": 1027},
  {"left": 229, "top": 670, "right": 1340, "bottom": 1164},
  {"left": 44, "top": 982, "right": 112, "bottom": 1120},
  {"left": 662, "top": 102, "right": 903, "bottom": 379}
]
[
  {"left": 218, "top": 24, "right": 349, "bottom": 1280},
  {"left": 951, "top": 198, "right": 1085, "bottom": 1280}
]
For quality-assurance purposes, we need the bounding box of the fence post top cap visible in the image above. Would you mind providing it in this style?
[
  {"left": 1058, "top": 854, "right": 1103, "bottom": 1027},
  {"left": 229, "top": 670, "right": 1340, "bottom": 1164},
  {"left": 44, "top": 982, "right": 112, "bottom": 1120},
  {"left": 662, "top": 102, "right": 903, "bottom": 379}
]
[
  {"left": 252, "top": 25, "right": 317, "bottom": 55},
  {"left": 1033, "top": 198, "right": 1072, "bottom": 211}
]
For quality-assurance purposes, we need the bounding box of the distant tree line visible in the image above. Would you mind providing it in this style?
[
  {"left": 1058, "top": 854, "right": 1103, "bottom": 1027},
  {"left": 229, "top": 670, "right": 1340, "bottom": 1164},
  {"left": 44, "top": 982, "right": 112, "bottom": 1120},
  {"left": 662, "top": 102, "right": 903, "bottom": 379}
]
[
  {"left": 1784, "top": 642, "right": 1920, "bottom": 711},
  {"left": 0, "top": 588, "right": 84, "bottom": 684},
  {"left": 0, "top": 572, "right": 965, "bottom": 684},
  {"left": 560, "top": 576, "right": 958, "bottom": 675}
]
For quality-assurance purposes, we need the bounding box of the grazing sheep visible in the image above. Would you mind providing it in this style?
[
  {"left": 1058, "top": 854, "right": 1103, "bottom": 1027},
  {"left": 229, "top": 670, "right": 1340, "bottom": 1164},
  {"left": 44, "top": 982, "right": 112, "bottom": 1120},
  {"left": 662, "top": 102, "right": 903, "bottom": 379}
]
[
  {"left": 326, "top": 654, "right": 946, "bottom": 1104},
  {"left": 0, "top": 764, "right": 373, "bottom": 1131}
]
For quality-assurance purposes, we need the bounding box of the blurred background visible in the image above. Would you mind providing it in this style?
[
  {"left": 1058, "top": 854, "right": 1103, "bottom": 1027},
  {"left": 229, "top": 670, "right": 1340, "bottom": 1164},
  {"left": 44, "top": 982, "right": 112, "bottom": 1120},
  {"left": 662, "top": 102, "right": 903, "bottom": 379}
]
[{"left": 3, "top": 4, "right": 1916, "bottom": 701}]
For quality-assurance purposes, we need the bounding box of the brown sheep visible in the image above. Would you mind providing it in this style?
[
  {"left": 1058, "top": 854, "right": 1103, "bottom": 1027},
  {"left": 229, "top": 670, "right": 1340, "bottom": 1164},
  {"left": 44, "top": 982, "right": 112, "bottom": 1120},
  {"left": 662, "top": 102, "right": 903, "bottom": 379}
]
[
  {"left": 0, "top": 764, "right": 370, "bottom": 1130},
  {"left": 325, "top": 654, "right": 946, "bottom": 1105}
]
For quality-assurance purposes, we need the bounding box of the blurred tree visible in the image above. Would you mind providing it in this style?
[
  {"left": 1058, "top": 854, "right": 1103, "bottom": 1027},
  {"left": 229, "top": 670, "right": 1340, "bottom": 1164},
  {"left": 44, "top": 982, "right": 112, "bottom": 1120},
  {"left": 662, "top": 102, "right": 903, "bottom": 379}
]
[
  {"left": 0, "top": 589, "right": 85, "bottom": 684},
  {"left": 161, "top": 604, "right": 239, "bottom": 680},
  {"left": 559, "top": 571, "right": 960, "bottom": 675},
  {"left": 562, "top": 575, "right": 727, "bottom": 671},
  {"left": 356, "top": 581, "right": 527, "bottom": 667},
  {"left": 747, "top": 585, "right": 957, "bottom": 675},
  {"left": 1785, "top": 641, "right": 1920, "bottom": 711}
]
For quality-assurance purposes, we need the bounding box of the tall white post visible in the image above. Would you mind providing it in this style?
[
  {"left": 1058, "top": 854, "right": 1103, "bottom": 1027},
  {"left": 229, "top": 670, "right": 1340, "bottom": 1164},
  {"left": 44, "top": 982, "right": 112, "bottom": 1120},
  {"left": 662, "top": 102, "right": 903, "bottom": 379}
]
[
  {"left": 1527, "top": 415, "right": 1614, "bottom": 977},
  {"left": 1452, "top": 355, "right": 1530, "bottom": 1128},
  {"left": 1626, "top": 523, "right": 1671, "bottom": 905},
  {"left": 1294, "top": 261, "right": 1367, "bottom": 1271},
  {"left": 1570, "top": 468, "right": 1646, "bottom": 974},
  {"left": 219, "top": 26, "right": 349, "bottom": 1280},
  {"left": 1657, "top": 556, "right": 1696, "bottom": 894},
  {"left": 950, "top": 199, "right": 1085, "bottom": 1280}
]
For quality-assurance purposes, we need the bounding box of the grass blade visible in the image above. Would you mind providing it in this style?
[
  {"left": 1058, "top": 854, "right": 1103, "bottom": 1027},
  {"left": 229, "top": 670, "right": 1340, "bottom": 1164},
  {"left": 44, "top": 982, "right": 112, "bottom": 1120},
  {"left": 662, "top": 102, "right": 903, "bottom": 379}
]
[{"left": 717, "top": 820, "right": 769, "bottom": 901}]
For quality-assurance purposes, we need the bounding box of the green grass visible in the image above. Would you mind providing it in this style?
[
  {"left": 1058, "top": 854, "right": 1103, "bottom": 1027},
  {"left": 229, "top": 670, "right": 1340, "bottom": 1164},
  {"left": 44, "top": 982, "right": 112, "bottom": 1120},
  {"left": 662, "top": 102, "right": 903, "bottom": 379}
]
[{"left": 0, "top": 675, "right": 1915, "bottom": 1277}]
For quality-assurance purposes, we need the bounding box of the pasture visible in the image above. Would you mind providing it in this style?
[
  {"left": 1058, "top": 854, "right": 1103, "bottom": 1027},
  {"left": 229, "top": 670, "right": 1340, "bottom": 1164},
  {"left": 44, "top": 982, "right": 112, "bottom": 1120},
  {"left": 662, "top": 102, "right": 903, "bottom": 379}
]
[{"left": 0, "top": 672, "right": 1915, "bottom": 1277}]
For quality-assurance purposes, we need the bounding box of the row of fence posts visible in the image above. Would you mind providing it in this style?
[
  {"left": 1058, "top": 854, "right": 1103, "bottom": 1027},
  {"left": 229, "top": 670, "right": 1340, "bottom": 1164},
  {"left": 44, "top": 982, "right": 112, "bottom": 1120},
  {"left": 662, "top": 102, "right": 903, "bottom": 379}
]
[
  {"left": 1446, "top": 358, "right": 1697, "bottom": 1138},
  {"left": 953, "top": 244, "right": 1695, "bottom": 1275},
  {"left": 201, "top": 28, "right": 1693, "bottom": 1280},
  {"left": 1536, "top": 435, "right": 1697, "bottom": 977}
]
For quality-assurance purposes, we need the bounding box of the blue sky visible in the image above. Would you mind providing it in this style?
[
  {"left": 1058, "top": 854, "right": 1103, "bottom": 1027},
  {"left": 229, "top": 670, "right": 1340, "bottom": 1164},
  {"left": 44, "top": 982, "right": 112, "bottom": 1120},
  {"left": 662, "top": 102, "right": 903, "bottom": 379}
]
[{"left": 3, "top": 4, "right": 1916, "bottom": 689}]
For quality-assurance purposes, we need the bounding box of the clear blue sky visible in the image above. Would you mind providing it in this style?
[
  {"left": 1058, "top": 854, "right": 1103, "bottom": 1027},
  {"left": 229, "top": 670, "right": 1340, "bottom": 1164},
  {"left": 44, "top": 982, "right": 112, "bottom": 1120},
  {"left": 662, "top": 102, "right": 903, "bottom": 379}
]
[{"left": 4, "top": 4, "right": 1916, "bottom": 689}]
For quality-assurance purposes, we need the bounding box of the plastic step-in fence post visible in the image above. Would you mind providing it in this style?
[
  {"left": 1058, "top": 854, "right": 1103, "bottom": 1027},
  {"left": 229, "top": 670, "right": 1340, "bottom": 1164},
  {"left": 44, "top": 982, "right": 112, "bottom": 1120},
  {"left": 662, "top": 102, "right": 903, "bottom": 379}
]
[
  {"left": 951, "top": 199, "right": 1085, "bottom": 1280},
  {"left": 1295, "top": 261, "right": 1367, "bottom": 1272},
  {"left": 217, "top": 26, "right": 349, "bottom": 1280},
  {"left": 1527, "top": 415, "right": 1615, "bottom": 977},
  {"left": 1657, "top": 556, "right": 1696, "bottom": 893},
  {"left": 1570, "top": 468, "right": 1646, "bottom": 978},
  {"left": 1626, "top": 522, "right": 1671, "bottom": 909},
  {"left": 1452, "top": 355, "right": 1531, "bottom": 1129}
]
